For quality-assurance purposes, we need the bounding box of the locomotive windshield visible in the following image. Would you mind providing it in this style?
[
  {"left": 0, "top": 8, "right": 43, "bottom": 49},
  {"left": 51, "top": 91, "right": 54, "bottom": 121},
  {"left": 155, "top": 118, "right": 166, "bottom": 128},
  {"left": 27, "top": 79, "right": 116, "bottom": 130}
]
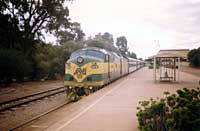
[
  {"left": 86, "top": 50, "right": 104, "bottom": 59},
  {"left": 70, "top": 50, "right": 86, "bottom": 58},
  {"left": 70, "top": 49, "right": 105, "bottom": 60}
]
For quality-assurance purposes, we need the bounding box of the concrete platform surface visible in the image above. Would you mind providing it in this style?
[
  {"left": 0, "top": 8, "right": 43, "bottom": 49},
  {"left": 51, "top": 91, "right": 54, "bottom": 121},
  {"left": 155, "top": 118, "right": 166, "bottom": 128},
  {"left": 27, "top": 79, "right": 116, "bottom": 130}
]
[{"left": 15, "top": 67, "right": 199, "bottom": 131}]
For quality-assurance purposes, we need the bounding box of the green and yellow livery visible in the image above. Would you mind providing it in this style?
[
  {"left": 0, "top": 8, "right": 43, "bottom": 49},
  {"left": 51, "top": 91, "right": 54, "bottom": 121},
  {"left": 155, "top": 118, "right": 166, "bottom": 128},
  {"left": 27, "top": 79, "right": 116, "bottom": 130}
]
[{"left": 64, "top": 47, "right": 144, "bottom": 99}]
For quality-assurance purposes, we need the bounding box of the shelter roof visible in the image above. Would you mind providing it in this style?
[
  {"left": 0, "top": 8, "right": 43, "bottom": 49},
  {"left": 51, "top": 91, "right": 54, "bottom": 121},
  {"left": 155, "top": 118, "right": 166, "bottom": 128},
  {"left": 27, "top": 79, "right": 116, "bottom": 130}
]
[{"left": 155, "top": 49, "right": 189, "bottom": 58}]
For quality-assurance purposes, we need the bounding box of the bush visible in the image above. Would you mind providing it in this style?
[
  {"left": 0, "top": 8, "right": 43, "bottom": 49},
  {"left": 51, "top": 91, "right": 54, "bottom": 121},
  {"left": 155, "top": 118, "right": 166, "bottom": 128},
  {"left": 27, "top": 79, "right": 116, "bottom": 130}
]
[
  {"left": 0, "top": 49, "right": 32, "bottom": 83},
  {"left": 137, "top": 88, "right": 200, "bottom": 131},
  {"left": 188, "top": 47, "right": 200, "bottom": 67},
  {"left": 33, "top": 44, "right": 58, "bottom": 79}
]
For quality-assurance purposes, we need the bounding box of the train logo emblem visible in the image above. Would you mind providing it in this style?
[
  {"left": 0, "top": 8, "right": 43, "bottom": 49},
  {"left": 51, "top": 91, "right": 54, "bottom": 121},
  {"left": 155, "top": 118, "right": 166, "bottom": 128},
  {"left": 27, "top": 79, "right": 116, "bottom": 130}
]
[{"left": 74, "top": 68, "right": 86, "bottom": 75}]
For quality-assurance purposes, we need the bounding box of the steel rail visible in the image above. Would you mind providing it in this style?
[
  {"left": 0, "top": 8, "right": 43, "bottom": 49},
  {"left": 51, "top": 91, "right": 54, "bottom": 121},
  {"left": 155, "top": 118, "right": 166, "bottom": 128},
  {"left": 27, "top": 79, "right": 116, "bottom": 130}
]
[
  {"left": 8, "top": 100, "right": 71, "bottom": 131},
  {"left": 0, "top": 87, "right": 67, "bottom": 112}
]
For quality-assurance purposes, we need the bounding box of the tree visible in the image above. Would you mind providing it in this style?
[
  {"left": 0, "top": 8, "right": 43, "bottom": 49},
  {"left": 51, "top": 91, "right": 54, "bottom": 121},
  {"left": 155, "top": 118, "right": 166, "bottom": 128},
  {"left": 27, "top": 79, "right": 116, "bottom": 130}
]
[
  {"left": 139, "top": 58, "right": 143, "bottom": 61},
  {"left": 86, "top": 32, "right": 118, "bottom": 52},
  {"left": 0, "top": 0, "right": 73, "bottom": 54},
  {"left": 127, "top": 51, "right": 137, "bottom": 59},
  {"left": 188, "top": 47, "right": 200, "bottom": 67},
  {"left": 0, "top": 50, "right": 32, "bottom": 83},
  {"left": 116, "top": 36, "right": 128, "bottom": 55},
  {"left": 57, "top": 22, "right": 85, "bottom": 44},
  {"left": 33, "top": 41, "right": 84, "bottom": 79},
  {"left": 102, "top": 32, "right": 114, "bottom": 45},
  {"left": 57, "top": 40, "right": 84, "bottom": 75},
  {"left": 71, "top": 22, "right": 85, "bottom": 41},
  {"left": 0, "top": 0, "right": 87, "bottom": 80},
  {"left": 33, "top": 43, "right": 58, "bottom": 79}
]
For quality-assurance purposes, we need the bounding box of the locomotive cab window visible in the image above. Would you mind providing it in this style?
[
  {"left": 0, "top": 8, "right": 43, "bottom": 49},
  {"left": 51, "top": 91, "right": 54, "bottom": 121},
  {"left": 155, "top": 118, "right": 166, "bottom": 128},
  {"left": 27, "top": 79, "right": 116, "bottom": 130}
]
[
  {"left": 86, "top": 50, "right": 105, "bottom": 60},
  {"left": 70, "top": 50, "right": 86, "bottom": 59},
  {"left": 105, "top": 55, "right": 109, "bottom": 62}
]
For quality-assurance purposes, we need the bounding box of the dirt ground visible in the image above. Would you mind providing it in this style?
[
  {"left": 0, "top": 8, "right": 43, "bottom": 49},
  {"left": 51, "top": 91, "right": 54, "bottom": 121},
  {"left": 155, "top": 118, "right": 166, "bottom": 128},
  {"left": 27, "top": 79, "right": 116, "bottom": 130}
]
[
  {"left": 180, "top": 65, "right": 200, "bottom": 77},
  {"left": 0, "top": 80, "right": 63, "bottom": 103}
]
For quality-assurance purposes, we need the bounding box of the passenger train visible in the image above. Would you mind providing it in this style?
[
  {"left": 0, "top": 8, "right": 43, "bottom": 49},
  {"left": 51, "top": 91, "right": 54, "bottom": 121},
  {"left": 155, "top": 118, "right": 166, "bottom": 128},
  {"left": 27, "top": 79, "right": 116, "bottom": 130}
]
[{"left": 64, "top": 47, "right": 145, "bottom": 99}]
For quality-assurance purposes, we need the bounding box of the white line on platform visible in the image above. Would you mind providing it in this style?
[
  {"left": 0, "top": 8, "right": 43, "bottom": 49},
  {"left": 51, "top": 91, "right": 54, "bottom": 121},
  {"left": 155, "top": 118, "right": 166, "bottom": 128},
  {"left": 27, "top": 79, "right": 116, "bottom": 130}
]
[
  {"left": 52, "top": 78, "right": 128, "bottom": 131},
  {"left": 31, "top": 125, "right": 48, "bottom": 128}
]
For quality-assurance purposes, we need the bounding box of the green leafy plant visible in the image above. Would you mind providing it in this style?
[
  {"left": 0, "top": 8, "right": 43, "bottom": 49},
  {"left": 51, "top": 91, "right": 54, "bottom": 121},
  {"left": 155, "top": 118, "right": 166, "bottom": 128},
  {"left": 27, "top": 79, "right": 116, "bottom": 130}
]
[
  {"left": 188, "top": 47, "right": 200, "bottom": 67},
  {"left": 137, "top": 88, "right": 200, "bottom": 131},
  {"left": 0, "top": 49, "right": 32, "bottom": 83}
]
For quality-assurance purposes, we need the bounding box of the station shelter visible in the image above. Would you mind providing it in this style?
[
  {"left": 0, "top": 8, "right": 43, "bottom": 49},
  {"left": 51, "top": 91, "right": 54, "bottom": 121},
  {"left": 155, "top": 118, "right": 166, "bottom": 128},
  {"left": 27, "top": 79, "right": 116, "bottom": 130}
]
[{"left": 153, "top": 50, "right": 185, "bottom": 82}]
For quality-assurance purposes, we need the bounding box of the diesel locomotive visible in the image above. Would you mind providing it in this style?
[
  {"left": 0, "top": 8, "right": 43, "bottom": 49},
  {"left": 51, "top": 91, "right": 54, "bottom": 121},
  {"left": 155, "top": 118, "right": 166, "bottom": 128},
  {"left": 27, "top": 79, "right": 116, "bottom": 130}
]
[{"left": 64, "top": 47, "right": 144, "bottom": 98}]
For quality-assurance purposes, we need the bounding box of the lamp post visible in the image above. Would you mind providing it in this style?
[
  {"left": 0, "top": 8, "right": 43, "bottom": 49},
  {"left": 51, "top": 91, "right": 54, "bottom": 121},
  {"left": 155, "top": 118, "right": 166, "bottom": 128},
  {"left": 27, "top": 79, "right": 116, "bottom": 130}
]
[{"left": 153, "top": 40, "right": 160, "bottom": 82}]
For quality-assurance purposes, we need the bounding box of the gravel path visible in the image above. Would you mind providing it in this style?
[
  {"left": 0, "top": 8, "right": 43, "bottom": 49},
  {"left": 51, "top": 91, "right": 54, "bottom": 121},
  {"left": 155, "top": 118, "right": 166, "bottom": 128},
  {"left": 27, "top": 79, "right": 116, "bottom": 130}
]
[
  {"left": 180, "top": 65, "right": 200, "bottom": 77},
  {"left": 0, "top": 92, "right": 68, "bottom": 131}
]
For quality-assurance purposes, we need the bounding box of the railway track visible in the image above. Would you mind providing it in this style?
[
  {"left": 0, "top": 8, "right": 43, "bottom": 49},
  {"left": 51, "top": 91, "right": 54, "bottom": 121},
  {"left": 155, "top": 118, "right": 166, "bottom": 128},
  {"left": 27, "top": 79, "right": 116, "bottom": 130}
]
[
  {"left": 8, "top": 100, "right": 70, "bottom": 131},
  {"left": 0, "top": 86, "right": 67, "bottom": 112}
]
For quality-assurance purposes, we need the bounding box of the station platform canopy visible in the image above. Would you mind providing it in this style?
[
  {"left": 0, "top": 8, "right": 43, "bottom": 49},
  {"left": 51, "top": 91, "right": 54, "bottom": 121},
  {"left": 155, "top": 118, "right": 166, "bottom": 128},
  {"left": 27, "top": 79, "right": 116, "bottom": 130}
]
[
  {"left": 155, "top": 49, "right": 189, "bottom": 59},
  {"left": 153, "top": 49, "right": 189, "bottom": 83}
]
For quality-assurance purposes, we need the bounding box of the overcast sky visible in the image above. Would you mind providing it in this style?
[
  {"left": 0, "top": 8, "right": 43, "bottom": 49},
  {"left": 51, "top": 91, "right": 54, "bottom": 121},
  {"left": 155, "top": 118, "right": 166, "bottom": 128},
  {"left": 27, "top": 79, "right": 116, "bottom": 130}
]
[{"left": 67, "top": 0, "right": 200, "bottom": 58}]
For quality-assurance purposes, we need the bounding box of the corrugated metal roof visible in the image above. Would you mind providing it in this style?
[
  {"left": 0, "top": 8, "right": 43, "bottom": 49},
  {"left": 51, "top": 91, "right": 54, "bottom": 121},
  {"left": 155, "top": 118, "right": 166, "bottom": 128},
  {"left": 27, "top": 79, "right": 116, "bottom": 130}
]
[{"left": 155, "top": 49, "right": 189, "bottom": 58}]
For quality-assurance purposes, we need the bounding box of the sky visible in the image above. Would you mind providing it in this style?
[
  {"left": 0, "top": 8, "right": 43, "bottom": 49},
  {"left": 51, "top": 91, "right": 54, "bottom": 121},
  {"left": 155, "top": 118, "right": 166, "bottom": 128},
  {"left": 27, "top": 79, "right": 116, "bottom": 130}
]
[{"left": 67, "top": 0, "right": 200, "bottom": 59}]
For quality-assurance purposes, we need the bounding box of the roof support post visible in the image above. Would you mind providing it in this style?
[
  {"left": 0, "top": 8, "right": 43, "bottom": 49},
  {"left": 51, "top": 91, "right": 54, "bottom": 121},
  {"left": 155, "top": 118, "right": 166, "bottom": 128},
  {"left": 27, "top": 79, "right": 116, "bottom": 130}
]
[
  {"left": 153, "top": 56, "right": 156, "bottom": 82},
  {"left": 178, "top": 57, "right": 180, "bottom": 82}
]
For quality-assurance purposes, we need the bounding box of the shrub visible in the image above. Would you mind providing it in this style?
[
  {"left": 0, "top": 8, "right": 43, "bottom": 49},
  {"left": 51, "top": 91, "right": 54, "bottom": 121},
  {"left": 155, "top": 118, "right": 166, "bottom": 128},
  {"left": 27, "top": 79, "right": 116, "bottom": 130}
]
[
  {"left": 33, "top": 41, "right": 83, "bottom": 80},
  {"left": 188, "top": 47, "right": 200, "bottom": 67},
  {"left": 0, "top": 49, "right": 32, "bottom": 83},
  {"left": 137, "top": 88, "right": 200, "bottom": 131}
]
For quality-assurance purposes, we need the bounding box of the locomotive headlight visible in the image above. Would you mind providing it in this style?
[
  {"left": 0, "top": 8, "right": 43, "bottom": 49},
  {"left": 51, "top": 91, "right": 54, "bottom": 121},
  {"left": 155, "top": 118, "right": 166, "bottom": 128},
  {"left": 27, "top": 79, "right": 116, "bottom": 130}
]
[
  {"left": 91, "top": 63, "right": 99, "bottom": 69},
  {"left": 77, "top": 57, "right": 84, "bottom": 64}
]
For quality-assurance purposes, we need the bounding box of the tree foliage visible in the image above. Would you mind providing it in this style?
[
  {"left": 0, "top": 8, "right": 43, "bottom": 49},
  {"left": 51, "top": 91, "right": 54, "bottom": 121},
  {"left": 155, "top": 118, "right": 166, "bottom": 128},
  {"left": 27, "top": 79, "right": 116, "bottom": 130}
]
[
  {"left": 188, "top": 47, "right": 200, "bottom": 67},
  {"left": 137, "top": 88, "right": 200, "bottom": 131},
  {"left": 116, "top": 36, "right": 128, "bottom": 55},
  {"left": 127, "top": 51, "right": 137, "bottom": 59},
  {"left": 86, "top": 32, "right": 118, "bottom": 52},
  {"left": 0, "top": 50, "right": 32, "bottom": 83},
  {"left": 0, "top": 0, "right": 75, "bottom": 53},
  {"left": 57, "top": 22, "right": 85, "bottom": 44},
  {"left": 0, "top": 0, "right": 87, "bottom": 82},
  {"left": 101, "top": 32, "right": 114, "bottom": 45},
  {"left": 33, "top": 41, "right": 83, "bottom": 79}
]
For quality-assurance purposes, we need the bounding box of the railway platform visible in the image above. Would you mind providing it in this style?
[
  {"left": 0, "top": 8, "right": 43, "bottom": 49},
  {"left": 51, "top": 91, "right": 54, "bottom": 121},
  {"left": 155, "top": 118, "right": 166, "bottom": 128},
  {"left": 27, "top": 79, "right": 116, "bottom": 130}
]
[{"left": 15, "top": 67, "right": 199, "bottom": 131}]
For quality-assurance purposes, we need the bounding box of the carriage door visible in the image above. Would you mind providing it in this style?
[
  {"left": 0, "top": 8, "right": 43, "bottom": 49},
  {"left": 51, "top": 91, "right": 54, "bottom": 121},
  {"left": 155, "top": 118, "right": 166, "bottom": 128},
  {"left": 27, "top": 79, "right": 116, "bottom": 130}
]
[
  {"left": 120, "top": 59, "right": 122, "bottom": 75},
  {"left": 105, "top": 55, "right": 110, "bottom": 80},
  {"left": 128, "top": 59, "right": 130, "bottom": 73}
]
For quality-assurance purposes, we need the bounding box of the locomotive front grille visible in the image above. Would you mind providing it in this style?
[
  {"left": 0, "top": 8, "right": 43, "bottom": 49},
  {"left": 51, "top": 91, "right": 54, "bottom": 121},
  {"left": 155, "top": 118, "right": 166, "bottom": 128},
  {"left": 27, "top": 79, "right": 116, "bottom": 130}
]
[
  {"left": 86, "top": 77, "right": 92, "bottom": 81},
  {"left": 69, "top": 77, "right": 74, "bottom": 81}
]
